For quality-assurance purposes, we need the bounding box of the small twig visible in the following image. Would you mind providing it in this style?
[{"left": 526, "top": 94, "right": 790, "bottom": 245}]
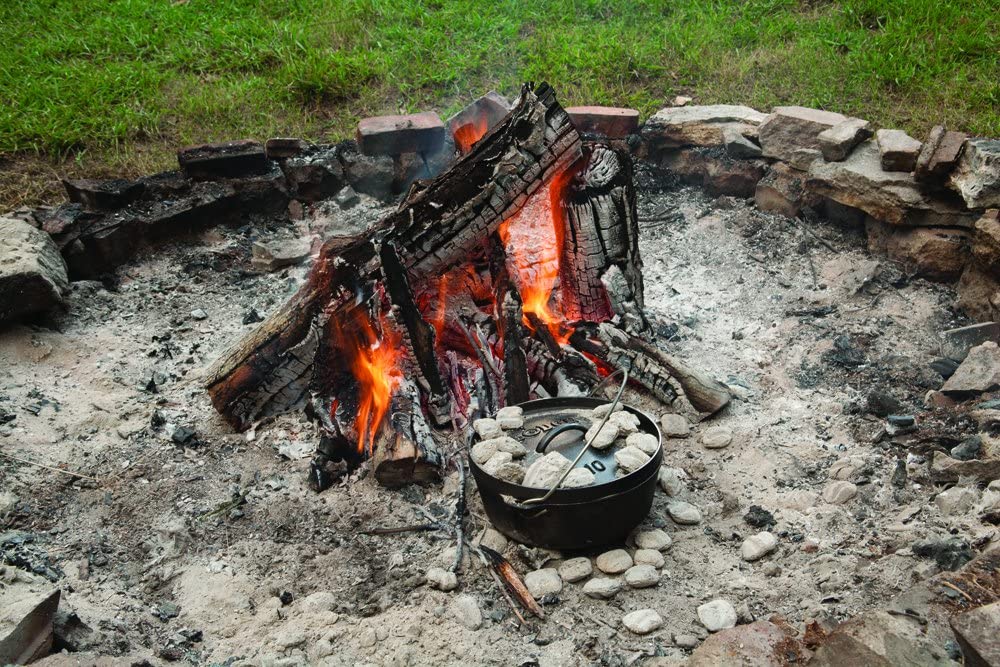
[
  {"left": 939, "top": 580, "right": 973, "bottom": 602},
  {"left": 360, "top": 523, "right": 442, "bottom": 536},
  {"left": 1, "top": 451, "right": 98, "bottom": 481},
  {"left": 791, "top": 216, "right": 837, "bottom": 252}
]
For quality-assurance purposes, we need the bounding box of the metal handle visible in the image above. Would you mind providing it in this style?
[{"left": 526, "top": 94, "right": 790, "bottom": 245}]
[{"left": 535, "top": 423, "right": 587, "bottom": 454}]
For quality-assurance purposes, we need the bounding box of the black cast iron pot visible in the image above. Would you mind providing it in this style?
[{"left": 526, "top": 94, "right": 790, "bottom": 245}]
[{"left": 468, "top": 396, "right": 662, "bottom": 551}]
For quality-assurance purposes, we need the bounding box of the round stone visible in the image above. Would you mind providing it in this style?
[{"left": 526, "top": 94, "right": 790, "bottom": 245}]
[
  {"left": 667, "top": 500, "right": 703, "bottom": 525},
  {"left": 624, "top": 564, "right": 659, "bottom": 588},
  {"left": 658, "top": 467, "right": 686, "bottom": 496},
  {"left": 634, "top": 549, "right": 665, "bottom": 568},
  {"left": 524, "top": 568, "right": 562, "bottom": 599},
  {"left": 477, "top": 528, "right": 508, "bottom": 553},
  {"left": 622, "top": 609, "right": 663, "bottom": 635},
  {"left": 741, "top": 532, "right": 778, "bottom": 562},
  {"left": 822, "top": 480, "right": 858, "bottom": 504},
  {"left": 634, "top": 529, "right": 672, "bottom": 551},
  {"left": 450, "top": 594, "right": 482, "bottom": 630},
  {"left": 701, "top": 426, "right": 733, "bottom": 449},
  {"left": 426, "top": 567, "right": 458, "bottom": 592},
  {"left": 697, "top": 599, "right": 737, "bottom": 632},
  {"left": 596, "top": 549, "right": 633, "bottom": 574},
  {"left": 660, "top": 413, "right": 691, "bottom": 438},
  {"left": 626, "top": 432, "right": 660, "bottom": 456},
  {"left": 558, "top": 557, "right": 593, "bottom": 583},
  {"left": 583, "top": 577, "right": 622, "bottom": 599}
]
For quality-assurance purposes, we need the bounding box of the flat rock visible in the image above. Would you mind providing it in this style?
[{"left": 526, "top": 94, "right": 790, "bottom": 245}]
[
  {"left": 810, "top": 610, "right": 952, "bottom": 666},
  {"left": 558, "top": 557, "right": 593, "bottom": 583},
  {"left": 807, "top": 140, "right": 976, "bottom": 227},
  {"left": 700, "top": 426, "right": 733, "bottom": 449},
  {"left": 62, "top": 177, "right": 145, "bottom": 211},
  {"left": 876, "top": 129, "right": 922, "bottom": 172},
  {"left": 0, "top": 217, "right": 68, "bottom": 324},
  {"left": 740, "top": 532, "right": 778, "bottom": 561},
  {"left": 624, "top": 564, "right": 660, "bottom": 588},
  {"left": 942, "top": 341, "right": 1000, "bottom": 395},
  {"left": 615, "top": 445, "right": 650, "bottom": 474},
  {"left": 667, "top": 500, "right": 703, "bottom": 525},
  {"left": 622, "top": 609, "right": 664, "bottom": 635},
  {"left": 595, "top": 549, "right": 633, "bottom": 574},
  {"left": 915, "top": 125, "right": 967, "bottom": 185},
  {"left": 642, "top": 105, "right": 766, "bottom": 149},
  {"left": 634, "top": 549, "right": 665, "bottom": 568},
  {"left": 426, "top": 567, "right": 458, "bottom": 592},
  {"left": 822, "top": 480, "right": 858, "bottom": 504},
  {"left": 626, "top": 432, "right": 660, "bottom": 456},
  {"left": 447, "top": 91, "right": 510, "bottom": 153},
  {"left": 758, "top": 106, "right": 848, "bottom": 164},
  {"left": 660, "top": 414, "right": 690, "bottom": 438},
  {"left": 583, "top": 577, "right": 622, "bottom": 599},
  {"left": 566, "top": 106, "right": 640, "bottom": 139},
  {"left": 864, "top": 220, "right": 970, "bottom": 281},
  {"left": 450, "top": 594, "right": 482, "bottom": 630},
  {"left": 658, "top": 467, "right": 686, "bottom": 496},
  {"left": 687, "top": 621, "right": 803, "bottom": 666},
  {"left": 523, "top": 451, "right": 572, "bottom": 489},
  {"left": 660, "top": 148, "right": 767, "bottom": 197},
  {"left": 950, "top": 138, "right": 1000, "bottom": 209},
  {"left": 934, "top": 486, "right": 977, "bottom": 515},
  {"left": 818, "top": 118, "right": 872, "bottom": 162},
  {"left": 722, "top": 125, "right": 763, "bottom": 158},
  {"left": 177, "top": 139, "right": 269, "bottom": 179},
  {"left": 634, "top": 529, "right": 672, "bottom": 551},
  {"left": 524, "top": 568, "right": 562, "bottom": 599},
  {"left": 697, "top": 599, "right": 737, "bottom": 632},
  {"left": 951, "top": 601, "right": 1000, "bottom": 667},
  {"left": 356, "top": 111, "right": 445, "bottom": 156},
  {"left": 585, "top": 420, "right": 620, "bottom": 450},
  {"left": 473, "top": 418, "right": 503, "bottom": 440}
]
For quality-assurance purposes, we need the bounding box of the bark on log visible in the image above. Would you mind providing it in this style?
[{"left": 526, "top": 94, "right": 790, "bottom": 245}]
[{"left": 372, "top": 378, "right": 443, "bottom": 487}]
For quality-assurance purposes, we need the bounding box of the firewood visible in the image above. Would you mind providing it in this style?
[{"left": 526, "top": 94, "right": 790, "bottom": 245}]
[{"left": 371, "top": 378, "right": 443, "bottom": 487}]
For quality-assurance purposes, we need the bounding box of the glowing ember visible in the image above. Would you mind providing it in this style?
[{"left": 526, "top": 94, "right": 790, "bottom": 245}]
[
  {"left": 498, "top": 170, "right": 573, "bottom": 344},
  {"left": 332, "top": 308, "right": 403, "bottom": 455},
  {"left": 453, "top": 115, "right": 490, "bottom": 153}
]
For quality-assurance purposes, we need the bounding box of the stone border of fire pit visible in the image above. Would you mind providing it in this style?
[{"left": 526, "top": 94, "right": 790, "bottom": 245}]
[{"left": 2, "top": 92, "right": 998, "bottom": 329}]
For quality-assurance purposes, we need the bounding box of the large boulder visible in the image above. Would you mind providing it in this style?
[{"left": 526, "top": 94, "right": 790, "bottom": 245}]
[
  {"left": 806, "top": 141, "right": 978, "bottom": 227},
  {"left": 950, "top": 139, "right": 1000, "bottom": 209},
  {"left": 641, "top": 105, "right": 766, "bottom": 150},
  {"left": 0, "top": 217, "right": 68, "bottom": 324},
  {"left": 758, "top": 106, "right": 848, "bottom": 167}
]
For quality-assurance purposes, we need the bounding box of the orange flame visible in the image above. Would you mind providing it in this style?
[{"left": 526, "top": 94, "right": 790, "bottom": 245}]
[
  {"left": 453, "top": 115, "right": 490, "bottom": 154},
  {"left": 332, "top": 308, "right": 403, "bottom": 455},
  {"left": 498, "top": 169, "right": 573, "bottom": 344}
]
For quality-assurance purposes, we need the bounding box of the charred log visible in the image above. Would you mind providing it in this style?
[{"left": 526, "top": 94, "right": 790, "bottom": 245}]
[
  {"left": 489, "top": 236, "right": 531, "bottom": 406},
  {"left": 372, "top": 378, "right": 443, "bottom": 487}
]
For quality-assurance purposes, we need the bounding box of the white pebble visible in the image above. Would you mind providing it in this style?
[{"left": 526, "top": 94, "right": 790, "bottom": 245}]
[
  {"left": 426, "top": 567, "right": 458, "bottom": 591},
  {"left": 524, "top": 568, "right": 562, "bottom": 598},
  {"left": 583, "top": 577, "right": 622, "bottom": 599},
  {"left": 561, "top": 467, "right": 596, "bottom": 488},
  {"left": 523, "top": 451, "right": 572, "bottom": 489},
  {"left": 470, "top": 439, "right": 498, "bottom": 465},
  {"left": 586, "top": 421, "right": 620, "bottom": 449},
  {"left": 697, "top": 599, "right": 737, "bottom": 632},
  {"left": 595, "top": 549, "right": 633, "bottom": 574},
  {"left": 615, "top": 445, "right": 650, "bottom": 474},
  {"left": 496, "top": 405, "right": 524, "bottom": 430},
  {"left": 701, "top": 426, "right": 733, "bottom": 449},
  {"left": 558, "top": 557, "right": 593, "bottom": 583},
  {"left": 624, "top": 564, "right": 659, "bottom": 588},
  {"left": 634, "top": 529, "right": 672, "bottom": 551},
  {"left": 660, "top": 413, "right": 690, "bottom": 438},
  {"left": 634, "top": 549, "right": 665, "bottom": 568},
  {"left": 622, "top": 609, "right": 663, "bottom": 634},
  {"left": 658, "top": 467, "right": 686, "bottom": 496},
  {"left": 741, "top": 532, "right": 778, "bottom": 562},
  {"left": 667, "top": 500, "right": 702, "bottom": 525}
]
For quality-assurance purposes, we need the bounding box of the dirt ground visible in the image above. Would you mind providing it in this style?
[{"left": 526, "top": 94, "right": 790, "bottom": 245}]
[{"left": 0, "top": 170, "right": 978, "bottom": 665}]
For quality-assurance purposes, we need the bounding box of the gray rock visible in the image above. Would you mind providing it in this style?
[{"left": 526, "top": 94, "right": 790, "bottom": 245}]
[
  {"left": 595, "top": 549, "right": 633, "bottom": 574},
  {"left": 614, "top": 445, "right": 650, "bottom": 474},
  {"left": 934, "top": 486, "right": 977, "bottom": 515},
  {"left": 583, "top": 577, "right": 622, "bottom": 599},
  {"left": 524, "top": 568, "right": 562, "bottom": 598},
  {"left": 942, "top": 341, "right": 1000, "bottom": 394},
  {"left": 697, "top": 599, "right": 738, "bottom": 632},
  {"left": 634, "top": 548, "right": 665, "bottom": 568},
  {"left": 950, "top": 139, "right": 1000, "bottom": 209},
  {"left": 626, "top": 432, "right": 659, "bottom": 456},
  {"left": 818, "top": 118, "right": 872, "bottom": 161},
  {"left": 624, "top": 564, "right": 660, "bottom": 588},
  {"left": 609, "top": 410, "right": 641, "bottom": 434},
  {"left": 667, "top": 500, "right": 703, "bottom": 525},
  {"left": 426, "top": 567, "right": 458, "bottom": 591},
  {"left": 876, "top": 129, "right": 922, "bottom": 172},
  {"left": 189, "top": 308, "right": 208, "bottom": 320},
  {"left": 558, "top": 557, "right": 593, "bottom": 583},
  {"left": 941, "top": 322, "right": 1000, "bottom": 362},
  {"left": 340, "top": 150, "right": 396, "bottom": 201},
  {"left": 951, "top": 600, "right": 1000, "bottom": 667},
  {"left": 701, "top": 426, "right": 733, "bottom": 449},
  {"left": 622, "top": 608, "right": 664, "bottom": 634},
  {"left": 951, "top": 435, "right": 982, "bottom": 461},
  {"left": 333, "top": 185, "right": 359, "bottom": 209},
  {"left": 642, "top": 105, "right": 767, "bottom": 149},
  {"left": 806, "top": 140, "right": 976, "bottom": 227},
  {"left": 809, "top": 610, "right": 958, "bottom": 666},
  {"left": 723, "top": 126, "right": 762, "bottom": 158},
  {"left": 0, "top": 217, "right": 68, "bottom": 324},
  {"left": 449, "top": 594, "right": 482, "bottom": 630},
  {"left": 251, "top": 237, "right": 313, "bottom": 271},
  {"left": 674, "top": 633, "right": 700, "bottom": 649},
  {"left": 523, "top": 451, "right": 572, "bottom": 489},
  {"left": 660, "top": 413, "right": 691, "bottom": 438},
  {"left": 740, "top": 532, "right": 778, "bottom": 561},
  {"left": 634, "top": 529, "right": 672, "bottom": 551},
  {"left": 758, "top": 106, "right": 848, "bottom": 164},
  {"left": 476, "top": 528, "right": 508, "bottom": 553},
  {"left": 822, "top": 480, "right": 858, "bottom": 504},
  {"left": 658, "top": 467, "right": 686, "bottom": 496}
]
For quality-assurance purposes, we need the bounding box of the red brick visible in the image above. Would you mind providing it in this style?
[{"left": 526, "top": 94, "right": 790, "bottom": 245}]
[
  {"left": 565, "top": 106, "right": 640, "bottom": 138},
  {"left": 356, "top": 112, "right": 445, "bottom": 156}
]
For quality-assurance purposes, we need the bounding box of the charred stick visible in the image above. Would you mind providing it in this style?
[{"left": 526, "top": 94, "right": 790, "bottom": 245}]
[
  {"left": 526, "top": 311, "right": 563, "bottom": 359},
  {"left": 478, "top": 545, "right": 545, "bottom": 619}
]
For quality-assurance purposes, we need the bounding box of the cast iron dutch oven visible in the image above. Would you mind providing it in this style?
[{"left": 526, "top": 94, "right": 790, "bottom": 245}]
[{"left": 468, "top": 396, "right": 662, "bottom": 551}]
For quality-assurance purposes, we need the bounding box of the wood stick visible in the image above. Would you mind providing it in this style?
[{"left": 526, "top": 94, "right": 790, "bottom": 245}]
[
  {"left": 1, "top": 451, "right": 98, "bottom": 481},
  {"left": 478, "top": 545, "right": 545, "bottom": 619}
]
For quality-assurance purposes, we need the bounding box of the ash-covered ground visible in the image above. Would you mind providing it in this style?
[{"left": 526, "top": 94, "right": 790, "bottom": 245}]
[{"left": 0, "top": 173, "right": 979, "bottom": 666}]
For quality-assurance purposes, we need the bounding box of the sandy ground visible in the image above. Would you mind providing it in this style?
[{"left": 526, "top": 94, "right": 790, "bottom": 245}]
[{"left": 0, "top": 171, "right": 978, "bottom": 666}]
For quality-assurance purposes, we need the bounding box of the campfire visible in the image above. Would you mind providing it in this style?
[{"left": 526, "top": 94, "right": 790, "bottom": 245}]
[{"left": 203, "top": 83, "right": 730, "bottom": 487}]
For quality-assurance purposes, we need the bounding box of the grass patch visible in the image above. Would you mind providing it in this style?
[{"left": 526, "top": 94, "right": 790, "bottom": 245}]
[{"left": 0, "top": 0, "right": 997, "bottom": 206}]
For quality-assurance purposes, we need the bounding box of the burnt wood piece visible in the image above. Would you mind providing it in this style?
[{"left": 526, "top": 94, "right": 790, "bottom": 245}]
[
  {"left": 562, "top": 145, "right": 647, "bottom": 332},
  {"left": 524, "top": 337, "right": 599, "bottom": 397},
  {"left": 489, "top": 235, "right": 531, "bottom": 406},
  {"left": 571, "top": 322, "right": 730, "bottom": 415},
  {"left": 205, "top": 83, "right": 581, "bottom": 431},
  {"left": 372, "top": 378, "right": 443, "bottom": 487}
]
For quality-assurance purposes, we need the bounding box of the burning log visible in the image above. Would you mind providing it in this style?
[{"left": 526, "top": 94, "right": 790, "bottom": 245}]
[
  {"left": 489, "top": 235, "right": 531, "bottom": 406},
  {"left": 371, "top": 377, "right": 443, "bottom": 487}
]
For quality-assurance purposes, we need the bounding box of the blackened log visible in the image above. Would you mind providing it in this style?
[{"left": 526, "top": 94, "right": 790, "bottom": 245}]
[
  {"left": 372, "top": 378, "right": 443, "bottom": 487},
  {"left": 489, "top": 235, "right": 531, "bottom": 406},
  {"left": 524, "top": 337, "right": 599, "bottom": 397}
]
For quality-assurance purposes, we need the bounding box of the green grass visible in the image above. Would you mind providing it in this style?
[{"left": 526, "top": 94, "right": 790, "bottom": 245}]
[{"left": 0, "top": 0, "right": 998, "bottom": 205}]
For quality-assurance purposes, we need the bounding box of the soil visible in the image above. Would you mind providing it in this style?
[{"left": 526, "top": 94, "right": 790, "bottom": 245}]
[{"left": 0, "top": 172, "right": 980, "bottom": 666}]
